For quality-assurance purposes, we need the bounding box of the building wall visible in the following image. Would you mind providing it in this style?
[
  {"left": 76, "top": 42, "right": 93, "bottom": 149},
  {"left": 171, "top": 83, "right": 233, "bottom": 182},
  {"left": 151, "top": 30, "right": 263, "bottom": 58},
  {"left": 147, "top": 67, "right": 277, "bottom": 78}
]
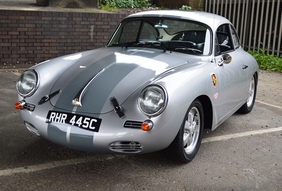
[{"left": 0, "top": 10, "right": 127, "bottom": 65}]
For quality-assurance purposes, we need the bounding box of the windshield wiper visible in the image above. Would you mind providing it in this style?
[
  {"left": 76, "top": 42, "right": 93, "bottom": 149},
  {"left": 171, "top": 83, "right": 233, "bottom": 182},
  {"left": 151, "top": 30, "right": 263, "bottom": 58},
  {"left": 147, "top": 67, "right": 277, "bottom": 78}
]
[
  {"left": 174, "top": 47, "right": 202, "bottom": 54},
  {"left": 110, "top": 42, "right": 137, "bottom": 49},
  {"left": 137, "top": 41, "right": 161, "bottom": 46}
]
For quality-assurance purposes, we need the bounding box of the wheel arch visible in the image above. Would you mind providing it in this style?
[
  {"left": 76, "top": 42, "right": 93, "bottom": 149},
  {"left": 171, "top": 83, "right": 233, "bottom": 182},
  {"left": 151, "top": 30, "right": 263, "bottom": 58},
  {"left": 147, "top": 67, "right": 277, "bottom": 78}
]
[
  {"left": 254, "top": 71, "right": 258, "bottom": 85},
  {"left": 197, "top": 95, "right": 213, "bottom": 130}
]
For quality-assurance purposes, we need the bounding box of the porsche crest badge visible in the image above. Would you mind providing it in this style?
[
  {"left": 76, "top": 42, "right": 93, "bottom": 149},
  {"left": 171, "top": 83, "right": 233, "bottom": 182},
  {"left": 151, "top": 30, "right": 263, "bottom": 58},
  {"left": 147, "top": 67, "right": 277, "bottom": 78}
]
[{"left": 211, "top": 74, "right": 217, "bottom": 87}]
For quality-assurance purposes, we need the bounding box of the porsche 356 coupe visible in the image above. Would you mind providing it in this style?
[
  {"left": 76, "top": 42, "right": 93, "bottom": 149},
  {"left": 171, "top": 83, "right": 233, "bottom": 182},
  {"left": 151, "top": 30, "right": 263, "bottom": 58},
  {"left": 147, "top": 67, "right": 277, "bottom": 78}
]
[{"left": 15, "top": 10, "right": 258, "bottom": 163}]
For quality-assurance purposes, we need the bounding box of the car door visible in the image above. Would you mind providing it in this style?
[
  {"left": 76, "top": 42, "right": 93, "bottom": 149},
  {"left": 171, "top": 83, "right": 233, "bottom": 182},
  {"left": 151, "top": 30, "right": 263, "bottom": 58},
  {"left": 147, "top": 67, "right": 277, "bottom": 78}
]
[{"left": 213, "top": 24, "right": 249, "bottom": 121}]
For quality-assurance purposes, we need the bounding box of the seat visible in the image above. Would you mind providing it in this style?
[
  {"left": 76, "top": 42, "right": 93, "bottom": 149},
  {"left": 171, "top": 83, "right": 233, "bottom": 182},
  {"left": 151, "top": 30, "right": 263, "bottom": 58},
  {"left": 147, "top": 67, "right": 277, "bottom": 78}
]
[
  {"left": 172, "top": 31, "right": 206, "bottom": 52},
  {"left": 217, "top": 32, "right": 232, "bottom": 52}
]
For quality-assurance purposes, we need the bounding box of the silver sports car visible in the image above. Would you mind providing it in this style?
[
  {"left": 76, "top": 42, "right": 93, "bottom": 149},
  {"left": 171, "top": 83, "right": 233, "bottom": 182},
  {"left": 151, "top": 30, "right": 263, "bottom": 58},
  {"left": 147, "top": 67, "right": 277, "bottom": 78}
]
[{"left": 15, "top": 10, "right": 258, "bottom": 163}]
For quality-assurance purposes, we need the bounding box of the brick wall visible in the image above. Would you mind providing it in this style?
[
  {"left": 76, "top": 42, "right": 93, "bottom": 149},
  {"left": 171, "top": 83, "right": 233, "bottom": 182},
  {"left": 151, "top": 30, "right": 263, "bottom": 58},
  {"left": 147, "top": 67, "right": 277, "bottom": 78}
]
[{"left": 0, "top": 10, "right": 127, "bottom": 65}]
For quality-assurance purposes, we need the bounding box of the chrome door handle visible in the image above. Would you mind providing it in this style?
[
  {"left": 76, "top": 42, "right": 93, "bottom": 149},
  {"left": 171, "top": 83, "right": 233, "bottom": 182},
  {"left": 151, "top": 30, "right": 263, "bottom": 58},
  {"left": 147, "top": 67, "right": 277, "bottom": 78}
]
[{"left": 242, "top": 65, "right": 248, "bottom": 69}]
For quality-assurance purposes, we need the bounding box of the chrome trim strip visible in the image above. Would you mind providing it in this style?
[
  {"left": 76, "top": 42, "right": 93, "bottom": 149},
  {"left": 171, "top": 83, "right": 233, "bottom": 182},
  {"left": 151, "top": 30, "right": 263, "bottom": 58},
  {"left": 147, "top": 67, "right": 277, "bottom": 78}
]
[{"left": 72, "top": 68, "right": 105, "bottom": 107}]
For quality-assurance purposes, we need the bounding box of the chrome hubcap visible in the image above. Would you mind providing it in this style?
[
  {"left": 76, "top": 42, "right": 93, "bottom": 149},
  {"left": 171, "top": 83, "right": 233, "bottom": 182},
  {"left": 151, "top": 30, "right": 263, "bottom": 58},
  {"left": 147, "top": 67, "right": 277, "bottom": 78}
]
[
  {"left": 183, "top": 106, "right": 200, "bottom": 154},
  {"left": 247, "top": 76, "right": 255, "bottom": 108}
]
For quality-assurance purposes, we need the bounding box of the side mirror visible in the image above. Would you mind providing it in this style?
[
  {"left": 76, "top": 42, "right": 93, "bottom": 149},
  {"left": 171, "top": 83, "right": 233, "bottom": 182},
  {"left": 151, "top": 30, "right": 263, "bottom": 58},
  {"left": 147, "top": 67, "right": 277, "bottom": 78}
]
[{"left": 222, "top": 53, "right": 232, "bottom": 64}]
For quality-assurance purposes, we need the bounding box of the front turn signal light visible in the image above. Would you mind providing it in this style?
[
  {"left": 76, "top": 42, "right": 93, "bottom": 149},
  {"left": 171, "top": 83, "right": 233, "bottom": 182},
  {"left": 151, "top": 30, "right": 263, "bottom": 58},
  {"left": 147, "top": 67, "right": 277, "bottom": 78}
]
[
  {"left": 141, "top": 120, "right": 154, "bottom": 131},
  {"left": 14, "top": 101, "right": 26, "bottom": 110}
]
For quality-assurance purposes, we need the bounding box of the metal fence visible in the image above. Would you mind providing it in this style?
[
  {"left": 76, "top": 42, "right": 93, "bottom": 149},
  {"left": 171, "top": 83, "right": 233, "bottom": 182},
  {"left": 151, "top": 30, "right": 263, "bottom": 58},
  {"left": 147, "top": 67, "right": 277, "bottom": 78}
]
[{"left": 204, "top": 0, "right": 281, "bottom": 56}]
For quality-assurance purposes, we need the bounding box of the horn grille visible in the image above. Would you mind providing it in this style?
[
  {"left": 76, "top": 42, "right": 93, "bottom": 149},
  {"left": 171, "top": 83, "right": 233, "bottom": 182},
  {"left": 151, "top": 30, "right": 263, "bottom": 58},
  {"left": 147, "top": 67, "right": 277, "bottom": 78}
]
[
  {"left": 124, "top": 120, "right": 143, "bottom": 129},
  {"left": 109, "top": 141, "right": 143, "bottom": 153}
]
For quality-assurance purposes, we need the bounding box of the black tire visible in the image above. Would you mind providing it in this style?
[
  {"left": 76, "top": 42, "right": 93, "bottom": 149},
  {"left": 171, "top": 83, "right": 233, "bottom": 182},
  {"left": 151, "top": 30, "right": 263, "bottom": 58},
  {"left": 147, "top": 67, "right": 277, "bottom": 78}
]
[
  {"left": 168, "top": 99, "right": 204, "bottom": 163},
  {"left": 237, "top": 74, "right": 257, "bottom": 114}
]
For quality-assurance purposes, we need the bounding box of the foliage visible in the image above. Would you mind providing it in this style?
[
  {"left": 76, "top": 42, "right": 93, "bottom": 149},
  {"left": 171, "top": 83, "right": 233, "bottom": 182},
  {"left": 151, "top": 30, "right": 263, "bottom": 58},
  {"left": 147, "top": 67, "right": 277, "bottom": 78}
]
[
  {"left": 179, "top": 5, "right": 192, "bottom": 10},
  {"left": 99, "top": 0, "right": 148, "bottom": 9},
  {"left": 99, "top": 4, "right": 116, "bottom": 11},
  {"left": 248, "top": 50, "right": 282, "bottom": 73}
]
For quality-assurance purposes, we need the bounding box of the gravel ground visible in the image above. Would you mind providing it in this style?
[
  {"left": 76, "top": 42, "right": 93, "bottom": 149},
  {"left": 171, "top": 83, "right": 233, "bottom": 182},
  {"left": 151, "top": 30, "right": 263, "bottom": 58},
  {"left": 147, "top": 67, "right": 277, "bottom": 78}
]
[
  {"left": 0, "top": 0, "right": 145, "bottom": 13},
  {"left": 0, "top": 0, "right": 36, "bottom": 7},
  {"left": 0, "top": 0, "right": 109, "bottom": 13}
]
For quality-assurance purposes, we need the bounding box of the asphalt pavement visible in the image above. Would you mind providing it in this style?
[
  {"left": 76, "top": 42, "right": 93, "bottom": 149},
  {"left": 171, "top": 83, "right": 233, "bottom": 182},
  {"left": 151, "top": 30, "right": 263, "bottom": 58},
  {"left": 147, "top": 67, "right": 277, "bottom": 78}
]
[{"left": 0, "top": 68, "right": 281, "bottom": 190}]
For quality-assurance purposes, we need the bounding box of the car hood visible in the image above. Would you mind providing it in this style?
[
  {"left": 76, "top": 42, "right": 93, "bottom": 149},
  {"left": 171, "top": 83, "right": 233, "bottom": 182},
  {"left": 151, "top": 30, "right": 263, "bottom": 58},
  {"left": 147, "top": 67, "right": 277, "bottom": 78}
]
[{"left": 50, "top": 47, "right": 200, "bottom": 114}]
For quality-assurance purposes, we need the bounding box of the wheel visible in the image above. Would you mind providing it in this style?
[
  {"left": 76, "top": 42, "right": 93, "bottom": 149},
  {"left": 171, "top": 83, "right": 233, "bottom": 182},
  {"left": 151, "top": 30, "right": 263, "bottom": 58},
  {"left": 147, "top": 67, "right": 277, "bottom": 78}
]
[
  {"left": 168, "top": 99, "right": 204, "bottom": 163},
  {"left": 237, "top": 74, "right": 257, "bottom": 114}
]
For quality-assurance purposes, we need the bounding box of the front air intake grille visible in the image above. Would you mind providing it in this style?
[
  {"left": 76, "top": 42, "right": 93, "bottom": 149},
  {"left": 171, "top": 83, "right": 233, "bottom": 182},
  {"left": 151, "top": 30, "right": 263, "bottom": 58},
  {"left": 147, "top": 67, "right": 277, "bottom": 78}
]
[
  {"left": 124, "top": 120, "right": 143, "bottom": 129},
  {"left": 109, "top": 141, "right": 143, "bottom": 153}
]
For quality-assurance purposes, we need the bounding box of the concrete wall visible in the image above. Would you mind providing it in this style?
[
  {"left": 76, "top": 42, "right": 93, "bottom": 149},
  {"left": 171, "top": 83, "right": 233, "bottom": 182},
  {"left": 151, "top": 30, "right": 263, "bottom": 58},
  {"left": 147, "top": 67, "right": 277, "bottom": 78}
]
[{"left": 0, "top": 9, "right": 127, "bottom": 65}]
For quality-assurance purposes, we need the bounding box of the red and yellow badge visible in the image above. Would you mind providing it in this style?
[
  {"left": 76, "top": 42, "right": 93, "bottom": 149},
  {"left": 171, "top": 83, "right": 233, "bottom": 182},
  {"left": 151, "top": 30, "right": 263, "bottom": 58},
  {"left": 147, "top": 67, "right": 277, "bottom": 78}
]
[{"left": 211, "top": 73, "right": 217, "bottom": 87}]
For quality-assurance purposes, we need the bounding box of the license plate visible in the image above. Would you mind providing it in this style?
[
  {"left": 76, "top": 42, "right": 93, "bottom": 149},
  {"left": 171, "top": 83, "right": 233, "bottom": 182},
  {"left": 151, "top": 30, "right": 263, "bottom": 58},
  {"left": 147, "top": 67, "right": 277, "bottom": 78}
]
[{"left": 46, "top": 111, "right": 101, "bottom": 132}]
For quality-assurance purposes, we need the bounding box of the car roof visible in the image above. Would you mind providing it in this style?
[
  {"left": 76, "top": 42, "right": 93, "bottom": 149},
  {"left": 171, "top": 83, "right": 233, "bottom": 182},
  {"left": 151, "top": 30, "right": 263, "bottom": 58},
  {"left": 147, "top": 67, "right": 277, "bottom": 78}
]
[{"left": 126, "top": 10, "right": 231, "bottom": 30}]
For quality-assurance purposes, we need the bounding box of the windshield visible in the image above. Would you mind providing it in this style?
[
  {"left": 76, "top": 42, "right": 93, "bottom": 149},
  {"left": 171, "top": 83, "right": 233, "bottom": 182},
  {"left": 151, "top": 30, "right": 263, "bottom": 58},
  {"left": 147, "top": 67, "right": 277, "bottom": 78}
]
[{"left": 107, "top": 17, "right": 212, "bottom": 55}]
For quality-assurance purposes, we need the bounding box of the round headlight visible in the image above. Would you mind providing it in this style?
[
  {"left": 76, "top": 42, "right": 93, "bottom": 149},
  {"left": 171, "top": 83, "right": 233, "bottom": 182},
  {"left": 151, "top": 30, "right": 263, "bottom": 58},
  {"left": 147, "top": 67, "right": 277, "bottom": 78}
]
[
  {"left": 138, "top": 85, "right": 167, "bottom": 116},
  {"left": 16, "top": 70, "right": 38, "bottom": 97}
]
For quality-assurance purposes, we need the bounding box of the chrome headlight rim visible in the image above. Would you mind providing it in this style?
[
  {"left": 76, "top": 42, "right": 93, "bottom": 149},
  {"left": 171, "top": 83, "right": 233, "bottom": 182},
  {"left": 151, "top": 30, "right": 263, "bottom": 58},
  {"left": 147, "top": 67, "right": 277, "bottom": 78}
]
[
  {"left": 16, "top": 69, "right": 39, "bottom": 98},
  {"left": 138, "top": 84, "right": 168, "bottom": 117}
]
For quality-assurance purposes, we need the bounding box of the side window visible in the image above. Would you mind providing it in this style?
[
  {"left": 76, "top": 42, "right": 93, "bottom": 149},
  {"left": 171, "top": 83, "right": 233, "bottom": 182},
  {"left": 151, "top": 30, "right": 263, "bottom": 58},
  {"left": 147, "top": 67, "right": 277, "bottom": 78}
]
[
  {"left": 230, "top": 26, "right": 240, "bottom": 49},
  {"left": 215, "top": 24, "right": 234, "bottom": 55}
]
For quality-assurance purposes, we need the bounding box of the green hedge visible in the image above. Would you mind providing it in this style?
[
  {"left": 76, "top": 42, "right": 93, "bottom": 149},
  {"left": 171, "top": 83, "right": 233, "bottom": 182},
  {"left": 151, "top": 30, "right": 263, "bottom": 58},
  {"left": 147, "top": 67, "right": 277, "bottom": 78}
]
[
  {"left": 248, "top": 50, "right": 282, "bottom": 73},
  {"left": 100, "top": 0, "right": 148, "bottom": 9}
]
